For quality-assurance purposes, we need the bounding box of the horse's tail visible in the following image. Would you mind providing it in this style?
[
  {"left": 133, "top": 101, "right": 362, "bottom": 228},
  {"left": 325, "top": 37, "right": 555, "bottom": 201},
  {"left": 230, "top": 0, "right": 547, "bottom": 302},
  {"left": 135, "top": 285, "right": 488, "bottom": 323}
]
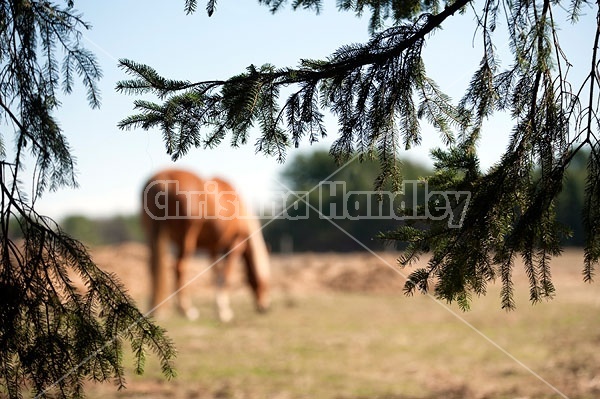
[{"left": 243, "top": 217, "right": 271, "bottom": 312}]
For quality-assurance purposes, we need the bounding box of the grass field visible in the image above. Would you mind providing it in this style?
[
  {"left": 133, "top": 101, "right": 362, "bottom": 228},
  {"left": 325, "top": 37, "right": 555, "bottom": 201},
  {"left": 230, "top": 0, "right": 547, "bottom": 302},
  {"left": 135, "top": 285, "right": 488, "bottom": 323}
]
[{"left": 84, "top": 245, "right": 600, "bottom": 399}]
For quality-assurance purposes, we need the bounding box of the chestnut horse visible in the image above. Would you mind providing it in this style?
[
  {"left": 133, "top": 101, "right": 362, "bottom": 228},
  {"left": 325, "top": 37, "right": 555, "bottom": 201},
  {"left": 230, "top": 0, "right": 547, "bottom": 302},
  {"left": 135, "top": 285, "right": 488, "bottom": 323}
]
[{"left": 141, "top": 169, "right": 270, "bottom": 322}]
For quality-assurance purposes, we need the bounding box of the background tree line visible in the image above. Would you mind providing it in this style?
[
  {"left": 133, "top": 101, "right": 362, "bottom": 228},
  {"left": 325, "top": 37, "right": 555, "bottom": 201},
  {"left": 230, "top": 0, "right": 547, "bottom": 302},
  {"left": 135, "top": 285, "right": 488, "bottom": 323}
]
[{"left": 47, "top": 149, "right": 589, "bottom": 251}]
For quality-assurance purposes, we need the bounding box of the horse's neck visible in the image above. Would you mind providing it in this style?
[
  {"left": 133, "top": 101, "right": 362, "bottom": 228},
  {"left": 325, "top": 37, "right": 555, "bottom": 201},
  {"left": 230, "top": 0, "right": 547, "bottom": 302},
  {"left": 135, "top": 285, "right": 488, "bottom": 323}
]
[{"left": 245, "top": 217, "right": 270, "bottom": 279}]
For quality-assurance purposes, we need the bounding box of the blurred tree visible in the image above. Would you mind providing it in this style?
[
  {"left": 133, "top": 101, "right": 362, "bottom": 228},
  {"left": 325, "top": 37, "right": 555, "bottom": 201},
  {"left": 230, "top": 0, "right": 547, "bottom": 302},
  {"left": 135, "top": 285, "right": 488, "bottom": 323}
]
[
  {"left": 555, "top": 150, "right": 589, "bottom": 246},
  {"left": 114, "top": 214, "right": 146, "bottom": 243},
  {"left": 118, "top": 0, "right": 600, "bottom": 310},
  {"left": 0, "top": 2, "right": 175, "bottom": 398},
  {"left": 262, "top": 148, "right": 589, "bottom": 251},
  {"left": 61, "top": 215, "right": 145, "bottom": 246},
  {"left": 263, "top": 150, "right": 432, "bottom": 252},
  {"left": 61, "top": 216, "right": 103, "bottom": 246}
]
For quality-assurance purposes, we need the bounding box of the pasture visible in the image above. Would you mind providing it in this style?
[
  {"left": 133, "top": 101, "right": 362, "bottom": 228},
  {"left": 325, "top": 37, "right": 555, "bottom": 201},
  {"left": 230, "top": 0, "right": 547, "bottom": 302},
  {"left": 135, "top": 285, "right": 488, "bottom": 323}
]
[{"left": 84, "top": 245, "right": 600, "bottom": 398}]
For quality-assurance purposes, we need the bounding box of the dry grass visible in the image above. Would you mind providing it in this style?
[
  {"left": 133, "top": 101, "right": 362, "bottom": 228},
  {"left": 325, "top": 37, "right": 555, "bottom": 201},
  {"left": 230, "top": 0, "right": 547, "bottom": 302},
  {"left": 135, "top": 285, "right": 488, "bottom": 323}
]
[{"left": 82, "top": 245, "right": 600, "bottom": 399}]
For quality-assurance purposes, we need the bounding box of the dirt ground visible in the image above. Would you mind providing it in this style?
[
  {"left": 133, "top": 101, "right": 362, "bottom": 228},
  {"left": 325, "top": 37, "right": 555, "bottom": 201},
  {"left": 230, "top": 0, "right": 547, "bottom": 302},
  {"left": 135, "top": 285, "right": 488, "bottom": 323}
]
[
  {"left": 89, "top": 242, "right": 409, "bottom": 300},
  {"left": 84, "top": 243, "right": 600, "bottom": 399}
]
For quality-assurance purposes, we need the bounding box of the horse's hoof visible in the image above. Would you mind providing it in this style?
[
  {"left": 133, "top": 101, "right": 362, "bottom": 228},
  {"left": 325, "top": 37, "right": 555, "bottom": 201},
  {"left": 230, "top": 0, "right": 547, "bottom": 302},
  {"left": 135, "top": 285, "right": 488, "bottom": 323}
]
[
  {"left": 184, "top": 307, "right": 200, "bottom": 321},
  {"left": 256, "top": 304, "right": 270, "bottom": 314},
  {"left": 218, "top": 308, "right": 234, "bottom": 323}
]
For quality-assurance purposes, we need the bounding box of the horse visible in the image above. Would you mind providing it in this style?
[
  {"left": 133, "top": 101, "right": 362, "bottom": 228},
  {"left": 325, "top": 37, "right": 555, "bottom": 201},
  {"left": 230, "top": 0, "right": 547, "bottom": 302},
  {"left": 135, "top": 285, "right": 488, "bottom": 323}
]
[{"left": 141, "top": 168, "right": 270, "bottom": 322}]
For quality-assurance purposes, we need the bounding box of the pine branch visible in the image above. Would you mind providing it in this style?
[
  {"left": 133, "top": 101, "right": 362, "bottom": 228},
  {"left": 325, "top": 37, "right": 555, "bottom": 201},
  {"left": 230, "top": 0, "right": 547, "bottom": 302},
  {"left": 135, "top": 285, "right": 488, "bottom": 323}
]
[
  {"left": 114, "top": 0, "right": 600, "bottom": 311},
  {"left": 206, "top": 0, "right": 216, "bottom": 16},
  {"left": 0, "top": 174, "right": 177, "bottom": 397},
  {"left": 117, "top": 59, "right": 196, "bottom": 99},
  {"left": 0, "top": 3, "right": 178, "bottom": 396},
  {"left": 120, "top": 0, "right": 470, "bottom": 167},
  {"left": 185, "top": 0, "right": 199, "bottom": 14}
]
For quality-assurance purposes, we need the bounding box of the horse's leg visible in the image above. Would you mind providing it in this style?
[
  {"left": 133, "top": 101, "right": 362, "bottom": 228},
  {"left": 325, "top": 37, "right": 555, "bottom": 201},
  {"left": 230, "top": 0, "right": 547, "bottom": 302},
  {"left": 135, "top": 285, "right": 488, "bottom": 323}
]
[
  {"left": 213, "top": 255, "right": 234, "bottom": 323},
  {"left": 148, "top": 221, "right": 170, "bottom": 318},
  {"left": 213, "top": 240, "right": 244, "bottom": 322},
  {"left": 213, "top": 260, "right": 233, "bottom": 323},
  {"left": 174, "top": 225, "right": 200, "bottom": 320}
]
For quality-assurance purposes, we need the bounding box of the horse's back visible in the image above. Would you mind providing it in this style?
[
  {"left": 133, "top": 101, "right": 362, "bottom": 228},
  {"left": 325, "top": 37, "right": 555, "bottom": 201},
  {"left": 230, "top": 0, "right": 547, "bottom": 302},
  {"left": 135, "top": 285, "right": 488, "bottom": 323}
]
[
  {"left": 141, "top": 169, "right": 252, "bottom": 252},
  {"left": 141, "top": 169, "right": 207, "bottom": 249},
  {"left": 199, "top": 176, "right": 263, "bottom": 255}
]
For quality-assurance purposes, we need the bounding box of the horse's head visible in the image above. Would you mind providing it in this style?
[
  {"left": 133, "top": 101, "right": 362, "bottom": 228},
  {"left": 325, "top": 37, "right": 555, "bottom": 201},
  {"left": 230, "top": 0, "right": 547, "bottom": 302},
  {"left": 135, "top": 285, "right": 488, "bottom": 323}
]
[{"left": 243, "top": 218, "right": 271, "bottom": 314}]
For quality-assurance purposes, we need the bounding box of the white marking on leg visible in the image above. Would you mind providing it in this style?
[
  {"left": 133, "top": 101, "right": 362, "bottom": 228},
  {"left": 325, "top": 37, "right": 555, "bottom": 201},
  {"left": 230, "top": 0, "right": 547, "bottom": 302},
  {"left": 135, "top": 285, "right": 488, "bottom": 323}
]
[
  {"left": 185, "top": 306, "right": 199, "bottom": 321},
  {"left": 215, "top": 290, "right": 233, "bottom": 323}
]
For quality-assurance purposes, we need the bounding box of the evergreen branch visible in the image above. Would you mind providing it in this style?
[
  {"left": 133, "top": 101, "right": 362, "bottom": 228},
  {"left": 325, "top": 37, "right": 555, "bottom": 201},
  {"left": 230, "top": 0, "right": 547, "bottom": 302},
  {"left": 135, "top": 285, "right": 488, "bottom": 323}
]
[
  {"left": 113, "top": 0, "right": 600, "bottom": 311},
  {"left": 122, "top": 0, "right": 470, "bottom": 95},
  {"left": 206, "top": 0, "right": 217, "bottom": 16},
  {"left": 284, "top": 1, "right": 470, "bottom": 83},
  {"left": 120, "top": 0, "right": 470, "bottom": 165},
  {"left": 117, "top": 59, "right": 198, "bottom": 99},
  {"left": 0, "top": 176, "right": 177, "bottom": 397},
  {"left": 585, "top": 5, "right": 600, "bottom": 144},
  {"left": 259, "top": 0, "right": 322, "bottom": 14},
  {"left": 185, "top": 0, "right": 198, "bottom": 14},
  {"left": 583, "top": 145, "right": 600, "bottom": 282},
  {"left": 0, "top": 2, "right": 178, "bottom": 396}
]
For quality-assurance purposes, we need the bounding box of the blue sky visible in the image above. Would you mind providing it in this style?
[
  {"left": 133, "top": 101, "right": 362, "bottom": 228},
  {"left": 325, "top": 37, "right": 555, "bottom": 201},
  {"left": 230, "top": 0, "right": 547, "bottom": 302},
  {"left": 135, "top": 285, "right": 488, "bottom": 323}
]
[{"left": 27, "top": 0, "right": 597, "bottom": 219}]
